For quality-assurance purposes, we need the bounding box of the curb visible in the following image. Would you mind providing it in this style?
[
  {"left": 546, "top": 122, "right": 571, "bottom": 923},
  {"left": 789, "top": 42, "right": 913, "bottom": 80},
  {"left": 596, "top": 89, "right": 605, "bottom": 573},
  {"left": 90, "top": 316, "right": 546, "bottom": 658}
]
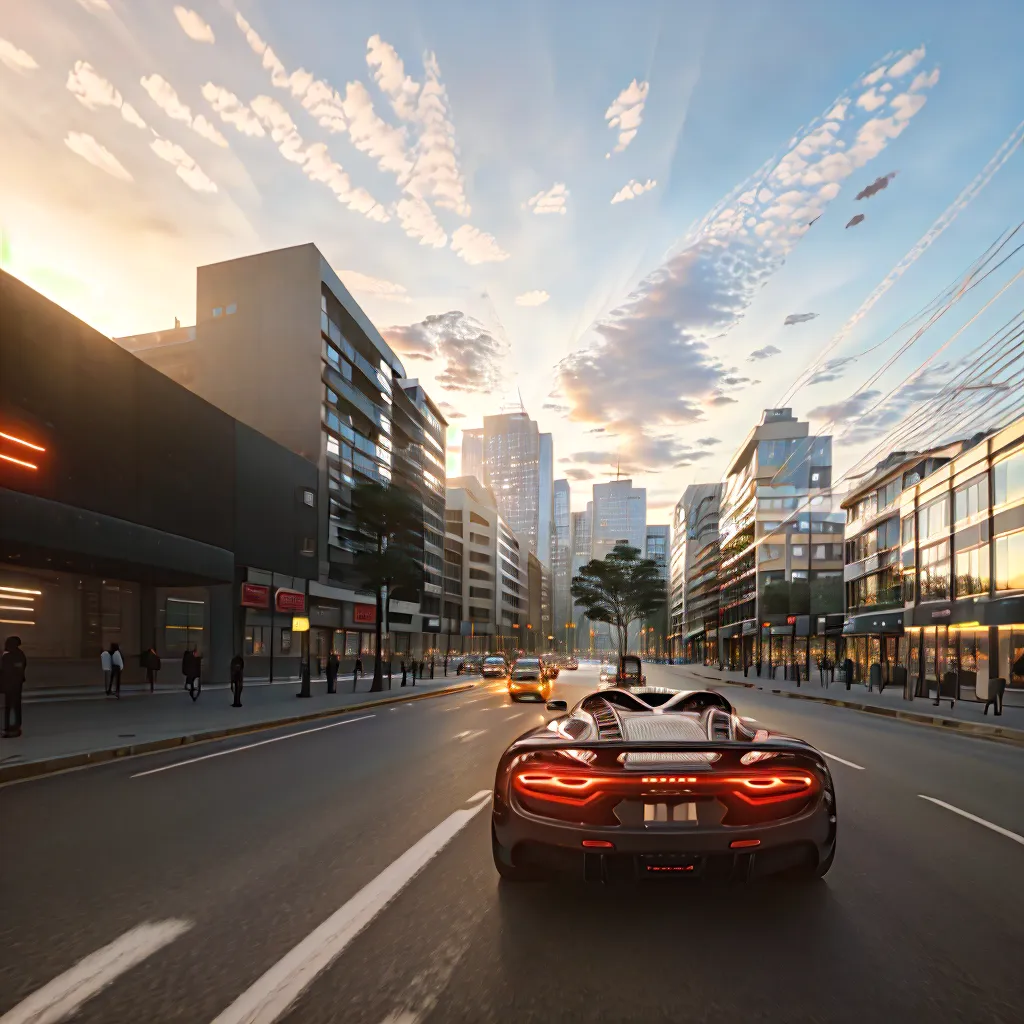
[
  {"left": 0, "top": 682, "right": 476, "bottom": 785},
  {"left": 681, "top": 669, "right": 1024, "bottom": 748}
]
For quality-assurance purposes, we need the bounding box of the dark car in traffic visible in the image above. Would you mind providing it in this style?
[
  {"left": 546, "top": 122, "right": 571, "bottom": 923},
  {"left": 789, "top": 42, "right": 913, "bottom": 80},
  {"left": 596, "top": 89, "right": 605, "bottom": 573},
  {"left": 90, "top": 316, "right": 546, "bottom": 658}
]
[{"left": 492, "top": 685, "right": 836, "bottom": 883}]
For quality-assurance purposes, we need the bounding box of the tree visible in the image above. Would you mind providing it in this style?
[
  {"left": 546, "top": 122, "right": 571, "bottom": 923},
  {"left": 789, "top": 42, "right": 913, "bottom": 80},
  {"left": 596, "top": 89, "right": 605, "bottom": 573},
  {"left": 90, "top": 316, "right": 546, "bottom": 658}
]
[
  {"left": 350, "top": 482, "right": 423, "bottom": 691},
  {"left": 570, "top": 543, "right": 666, "bottom": 661}
]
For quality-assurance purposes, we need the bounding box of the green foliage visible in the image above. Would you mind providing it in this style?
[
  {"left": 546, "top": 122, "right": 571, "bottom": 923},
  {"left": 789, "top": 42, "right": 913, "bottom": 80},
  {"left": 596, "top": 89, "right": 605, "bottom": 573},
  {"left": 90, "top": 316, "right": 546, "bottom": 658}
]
[{"left": 570, "top": 543, "right": 666, "bottom": 659}]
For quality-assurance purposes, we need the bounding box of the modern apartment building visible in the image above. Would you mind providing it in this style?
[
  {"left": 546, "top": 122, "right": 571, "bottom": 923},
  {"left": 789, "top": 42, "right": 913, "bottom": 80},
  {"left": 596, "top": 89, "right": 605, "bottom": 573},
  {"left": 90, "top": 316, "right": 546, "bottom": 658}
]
[
  {"left": 496, "top": 517, "right": 527, "bottom": 646},
  {"left": 841, "top": 446, "right": 960, "bottom": 684},
  {"left": 569, "top": 505, "right": 592, "bottom": 653},
  {"left": 668, "top": 484, "right": 722, "bottom": 664},
  {"left": 482, "top": 410, "right": 542, "bottom": 557},
  {"left": 644, "top": 525, "right": 670, "bottom": 656},
  {"left": 552, "top": 478, "right": 572, "bottom": 650},
  {"left": 526, "top": 551, "right": 552, "bottom": 653},
  {"left": 116, "top": 243, "right": 445, "bottom": 662},
  {"left": 460, "top": 428, "right": 484, "bottom": 483},
  {"left": 897, "top": 418, "right": 1024, "bottom": 697},
  {"left": 538, "top": 433, "right": 554, "bottom": 568},
  {"left": 718, "top": 408, "right": 844, "bottom": 674}
]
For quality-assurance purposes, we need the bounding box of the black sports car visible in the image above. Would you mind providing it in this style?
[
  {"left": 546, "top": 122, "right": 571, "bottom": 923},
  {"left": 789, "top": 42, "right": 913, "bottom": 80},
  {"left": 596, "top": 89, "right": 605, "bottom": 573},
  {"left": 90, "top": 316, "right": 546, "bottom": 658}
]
[{"left": 492, "top": 685, "right": 836, "bottom": 883}]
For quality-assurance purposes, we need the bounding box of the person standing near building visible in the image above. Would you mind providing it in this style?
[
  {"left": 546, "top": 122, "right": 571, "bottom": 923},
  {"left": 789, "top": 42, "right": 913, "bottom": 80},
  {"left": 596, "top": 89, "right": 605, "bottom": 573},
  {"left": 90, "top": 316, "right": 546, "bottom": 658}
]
[
  {"left": 326, "top": 650, "right": 340, "bottom": 694},
  {"left": 353, "top": 656, "right": 363, "bottom": 690},
  {"left": 101, "top": 647, "right": 113, "bottom": 695},
  {"left": 1, "top": 636, "right": 27, "bottom": 738},
  {"left": 230, "top": 653, "right": 244, "bottom": 708},
  {"left": 190, "top": 648, "right": 203, "bottom": 701},
  {"left": 182, "top": 647, "right": 199, "bottom": 699},
  {"left": 144, "top": 646, "right": 161, "bottom": 691},
  {"left": 110, "top": 643, "right": 124, "bottom": 698}
]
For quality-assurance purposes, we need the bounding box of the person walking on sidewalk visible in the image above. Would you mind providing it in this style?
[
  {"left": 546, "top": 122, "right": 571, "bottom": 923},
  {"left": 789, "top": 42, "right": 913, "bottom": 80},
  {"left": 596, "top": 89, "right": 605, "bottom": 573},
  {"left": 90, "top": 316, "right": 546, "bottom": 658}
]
[
  {"left": 230, "top": 653, "right": 244, "bottom": 708},
  {"left": 109, "top": 643, "right": 124, "bottom": 698},
  {"left": 400, "top": 659, "right": 407, "bottom": 686},
  {"left": 326, "top": 650, "right": 340, "bottom": 694},
  {"left": 101, "top": 647, "right": 113, "bottom": 695},
  {"left": 183, "top": 646, "right": 201, "bottom": 701},
  {"left": 190, "top": 649, "right": 203, "bottom": 701},
  {"left": 353, "top": 657, "right": 363, "bottom": 690},
  {"left": 144, "top": 646, "right": 161, "bottom": 691},
  {"left": 1, "top": 635, "right": 27, "bottom": 738}
]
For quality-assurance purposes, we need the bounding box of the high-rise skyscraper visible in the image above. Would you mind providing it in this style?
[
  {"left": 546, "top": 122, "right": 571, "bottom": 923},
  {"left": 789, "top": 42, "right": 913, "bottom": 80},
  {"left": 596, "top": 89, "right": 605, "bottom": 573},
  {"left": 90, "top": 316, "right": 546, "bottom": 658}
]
[
  {"left": 591, "top": 479, "right": 647, "bottom": 560},
  {"left": 645, "top": 524, "right": 671, "bottom": 657},
  {"left": 538, "top": 432, "right": 554, "bottom": 568},
  {"left": 461, "top": 428, "right": 484, "bottom": 483},
  {"left": 569, "top": 504, "right": 592, "bottom": 653},
  {"left": 482, "top": 411, "right": 542, "bottom": 557},
  {"left": 552, "top": 479, "right": 571, "bottom": 649}
]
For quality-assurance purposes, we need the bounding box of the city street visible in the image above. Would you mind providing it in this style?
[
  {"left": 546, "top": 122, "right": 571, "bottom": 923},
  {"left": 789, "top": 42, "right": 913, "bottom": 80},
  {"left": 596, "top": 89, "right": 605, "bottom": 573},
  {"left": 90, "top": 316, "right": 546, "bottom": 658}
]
[{"left": 2, "top": 662, "right": 1022, "bottom": 1024}]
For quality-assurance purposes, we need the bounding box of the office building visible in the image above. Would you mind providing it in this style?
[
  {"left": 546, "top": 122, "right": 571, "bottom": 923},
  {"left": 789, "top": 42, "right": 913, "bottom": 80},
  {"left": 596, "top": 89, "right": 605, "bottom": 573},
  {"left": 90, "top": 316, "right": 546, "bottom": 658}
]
[
  {"left": 1, "top": 271, "right": 318, "bottom": 690},
  {"left": 718, "top": 409, "right": 844, "bottom": 673},
  {"left": 482, "top": 410, "right": 542, "bottom": 557},
  {"left": 591, "top": 479, "right": 647, "bottom": 560},
  {"left": 461, "top": 428, "right": 484, "bottom": 483},
  {"left": 496, "top": 518, "right": 527, "bottom": 646},
  {"left": 669, "top": 484, "right": 722, "bottom": 664},
  {"left": 552, "top": 479, "right": 572, "bottom": 650},
  {"left": 538, "top": 433, "right": 554, "bottom": 567},
  {"left": 116, "top": 243, "right": 446, "bottom": 662},
  {"left": 569, "top": 505, "right": 592, "bottom": 653},
  {"left": 841, "top": 446, "right": 961, "bottom": 684},
  {"left": 896, "top": 419, "right": 1024, "bottom": 698},
  {"left": 643, "top": 525, "right": 670, "bottom": 656}
]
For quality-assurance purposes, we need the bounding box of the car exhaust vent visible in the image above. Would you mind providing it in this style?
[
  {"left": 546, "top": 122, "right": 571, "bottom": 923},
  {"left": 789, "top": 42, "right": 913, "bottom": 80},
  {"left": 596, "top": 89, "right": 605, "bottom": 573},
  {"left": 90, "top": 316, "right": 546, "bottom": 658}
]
[
  {"left": 709, "top": 709, "right": 733, "bottom": 741},
  {"left": 583, "top": 697, "right": 623, "bottom": 740}
]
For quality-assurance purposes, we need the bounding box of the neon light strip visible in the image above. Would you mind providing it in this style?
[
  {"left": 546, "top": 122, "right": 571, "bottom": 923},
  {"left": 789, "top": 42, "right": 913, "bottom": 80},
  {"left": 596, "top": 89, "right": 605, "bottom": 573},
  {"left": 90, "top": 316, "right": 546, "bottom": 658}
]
[
  {"left": 0, "top": 605, "right": 35, "bottom": 612},
  {"left": 0, "top": 586, "right": 42, "bottom": 595},
  {"left": 0, "top": 619, "right": 35, "bottom": 625},
  {"left": 0, "top": 452, "right": 38, "bottom": 470},
  {"left": 0, "top": 430, "right": 45, "bottom": 452}
]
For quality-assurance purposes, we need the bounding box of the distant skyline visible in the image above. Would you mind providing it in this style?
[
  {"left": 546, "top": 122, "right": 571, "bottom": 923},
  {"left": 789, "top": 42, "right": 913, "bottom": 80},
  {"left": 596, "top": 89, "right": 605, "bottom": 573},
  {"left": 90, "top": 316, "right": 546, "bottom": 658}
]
[{"left": 2, "top": 1, "right": 1023, "bottom": 517}]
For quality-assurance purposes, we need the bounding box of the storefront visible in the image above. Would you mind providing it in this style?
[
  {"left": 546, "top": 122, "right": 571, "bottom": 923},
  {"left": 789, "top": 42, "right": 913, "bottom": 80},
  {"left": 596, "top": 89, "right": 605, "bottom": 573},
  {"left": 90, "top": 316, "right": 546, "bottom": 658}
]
[{"left": 842, "top": 609, "right": 904, "bottom": 685}]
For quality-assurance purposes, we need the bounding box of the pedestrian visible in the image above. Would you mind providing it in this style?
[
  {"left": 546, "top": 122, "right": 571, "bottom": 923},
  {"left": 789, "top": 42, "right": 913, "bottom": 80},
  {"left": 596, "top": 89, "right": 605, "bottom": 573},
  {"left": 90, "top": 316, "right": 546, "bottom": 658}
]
[
  {"left": 400, "top": 659, "right": 407, "bottom": 686},
  {"left": 354, "top": 656, "right": 363, "bottom": 689},
  {"left": 191, "top": 649, "right": 203, "bottom": 701},
  {"left": 110, "top": 642, "right": 124, "bottom": 698},
  {"left": 101, "top": 646, "right": 113, "bottom": 694},
  {"left": 326, "top": 650, "right": 340, "bottom": 695},
  {"left": 144, "top": 646, "right": 161, "bottom": 691},
  {"left": 181, "top": 647, "right": 195, "bottom": 693},
  {"left": 230, "top": 653, "right": 244, "bottom": 707},
  {"left": 430, "top": 656, "right": 435, "bottom": 680},
  {"left": 1, "top": 635, "right": 27, "bottom": 738}
]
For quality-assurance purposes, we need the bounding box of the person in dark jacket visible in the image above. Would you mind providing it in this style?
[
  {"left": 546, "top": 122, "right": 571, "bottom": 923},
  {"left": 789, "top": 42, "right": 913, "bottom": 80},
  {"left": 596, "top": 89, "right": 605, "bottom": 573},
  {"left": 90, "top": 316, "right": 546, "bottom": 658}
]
[
  {"left": 182, "top": 648, "right": 194, "bottom": 691},
  {"left": 109, "top": 643, "right": 124, "bottom": 698},
  {"left": 230, "top": 654, "right": 245, "bottom": 707},
  {"left": 1, "top": 636, "right": 28, "bottom": 738},
  {"left": 144, "top": 647, "right": 161, "bottom": 691},
  {"left": 326, "top": 651, "right": 340, "bottom": 694},
  {"left": 400, "top": 660, "right": 407, "bottom": 686},
  {"left": 353, "top": 657, "right": 363, "bottom": 689}
]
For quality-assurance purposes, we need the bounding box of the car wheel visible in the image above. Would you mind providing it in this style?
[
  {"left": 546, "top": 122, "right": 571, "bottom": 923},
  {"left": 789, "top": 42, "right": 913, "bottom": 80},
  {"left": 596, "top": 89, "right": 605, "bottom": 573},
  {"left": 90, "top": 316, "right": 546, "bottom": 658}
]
[{"left": 492, "top": 826, "right": 543, "bottom": 882}]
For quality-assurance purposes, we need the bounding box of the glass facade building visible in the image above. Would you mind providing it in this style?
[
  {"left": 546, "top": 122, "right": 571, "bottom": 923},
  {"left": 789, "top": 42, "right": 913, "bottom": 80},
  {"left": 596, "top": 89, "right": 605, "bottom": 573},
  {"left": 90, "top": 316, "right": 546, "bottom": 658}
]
[
  {"left": 483, "top": 412, "right": 542, "bottom": 558},
  {"left": 552, "top": 479, "right": 572, "bottom": 650}
]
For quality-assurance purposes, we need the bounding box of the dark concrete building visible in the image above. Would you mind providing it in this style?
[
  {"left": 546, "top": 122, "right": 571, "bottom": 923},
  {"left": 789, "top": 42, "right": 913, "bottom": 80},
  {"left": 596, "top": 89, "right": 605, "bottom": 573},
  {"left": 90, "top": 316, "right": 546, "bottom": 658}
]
[{"left": 1, "top": 270, "right": 317, "bottom": 690}]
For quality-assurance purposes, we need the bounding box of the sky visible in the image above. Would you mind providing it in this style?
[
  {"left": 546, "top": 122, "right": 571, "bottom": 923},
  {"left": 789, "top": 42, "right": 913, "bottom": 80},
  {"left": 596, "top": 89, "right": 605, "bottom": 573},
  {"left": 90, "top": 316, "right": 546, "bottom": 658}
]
[{"left": 2, "top": 0, "right": 1024, "bottom": 522}]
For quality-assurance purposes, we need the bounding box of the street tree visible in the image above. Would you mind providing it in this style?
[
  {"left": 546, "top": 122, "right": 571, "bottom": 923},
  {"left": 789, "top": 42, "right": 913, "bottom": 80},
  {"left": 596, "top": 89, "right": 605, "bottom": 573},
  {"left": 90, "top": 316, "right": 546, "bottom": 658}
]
[
  {"left": 570, "top": 543, "right": 666, "bottom": 661},
  {"left": 350, "top": 481, "right": 423, "bottom": 691}
]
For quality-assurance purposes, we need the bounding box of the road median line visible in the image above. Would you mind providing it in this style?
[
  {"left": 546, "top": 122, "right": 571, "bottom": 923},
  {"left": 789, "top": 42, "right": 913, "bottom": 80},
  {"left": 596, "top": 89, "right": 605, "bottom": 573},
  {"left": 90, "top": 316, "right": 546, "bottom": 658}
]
[{"left": 0, "top": 682, "right": 477, "bottom": 786}]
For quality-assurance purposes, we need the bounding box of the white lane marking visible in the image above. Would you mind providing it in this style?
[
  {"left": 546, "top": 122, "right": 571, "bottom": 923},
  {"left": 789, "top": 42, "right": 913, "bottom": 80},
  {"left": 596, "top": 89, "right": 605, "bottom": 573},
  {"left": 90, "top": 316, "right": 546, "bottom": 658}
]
[
  {"left": 919, "top": 795, "right": 1024, "bottom": 846},
  {"left": 209, "top": 800, "right": 492, "bottom": 1024},
  {"left": 506, "top": 712, "right": 524, "bottom": 720},
  {"left": 131, "top": 716, "right": 375, "bottom": 778},
  {"left": 468, "top": 789, "right": 491, "bottom": 802},
  {"left": 453, "top": 729, "right": 486, "bottom": 742},
  {"left": 819, "top": 750, "right": 865, "bottom": 770},
  {"left": 0, "top": 920, "right": 192, "bottom": 1024}
]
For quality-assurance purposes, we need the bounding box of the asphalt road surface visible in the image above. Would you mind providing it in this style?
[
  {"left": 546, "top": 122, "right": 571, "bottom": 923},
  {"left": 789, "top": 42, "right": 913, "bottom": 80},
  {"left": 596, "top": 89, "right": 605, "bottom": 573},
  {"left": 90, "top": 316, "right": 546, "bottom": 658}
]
[{"left": 1, "top": 662, "right": 1022, "bottom": 1024}]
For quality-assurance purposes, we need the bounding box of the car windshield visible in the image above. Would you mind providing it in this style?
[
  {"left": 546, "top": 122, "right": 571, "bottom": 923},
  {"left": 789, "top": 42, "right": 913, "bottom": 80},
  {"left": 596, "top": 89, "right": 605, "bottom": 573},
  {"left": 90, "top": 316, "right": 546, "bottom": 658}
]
[{"left": 484, "top": 658, "right": 505, "bottom": 665}]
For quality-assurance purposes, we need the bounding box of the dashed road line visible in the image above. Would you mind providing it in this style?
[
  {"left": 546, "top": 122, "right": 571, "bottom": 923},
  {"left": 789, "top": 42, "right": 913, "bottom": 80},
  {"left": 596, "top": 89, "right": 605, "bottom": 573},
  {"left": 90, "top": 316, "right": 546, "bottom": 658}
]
[
  {"left": 919, "top": 795, "right": 1024, "bottom": 846},
  {"left": 131, "top": 716, "right": 375, "bottom": 778},
  {"left": 0, "top": 920, "right": 192, "bottom": 1024},
  {"left": 819, "top": 750, "right": 865, "bottom": 770}
]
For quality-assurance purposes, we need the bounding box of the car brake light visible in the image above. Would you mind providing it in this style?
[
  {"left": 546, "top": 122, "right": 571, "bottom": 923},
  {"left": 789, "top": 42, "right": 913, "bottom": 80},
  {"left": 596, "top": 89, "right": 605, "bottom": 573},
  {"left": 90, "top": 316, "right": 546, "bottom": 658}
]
[
  {"left": 582, "top": 839, "right": 614, "bottom": 848},
  {"left": 730, "top": 839, "right": 761, "bottom": 849}
]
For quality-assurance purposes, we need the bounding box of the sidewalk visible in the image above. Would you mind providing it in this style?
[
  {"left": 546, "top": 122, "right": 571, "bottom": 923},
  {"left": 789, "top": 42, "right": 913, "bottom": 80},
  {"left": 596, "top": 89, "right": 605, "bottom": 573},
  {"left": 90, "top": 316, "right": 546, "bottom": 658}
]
[
  {"left": 0, "top": 674, "right": 476, "bottom": 783},
  {"left": 659, "top": 663, "right": 1024, "bottom": 746}
]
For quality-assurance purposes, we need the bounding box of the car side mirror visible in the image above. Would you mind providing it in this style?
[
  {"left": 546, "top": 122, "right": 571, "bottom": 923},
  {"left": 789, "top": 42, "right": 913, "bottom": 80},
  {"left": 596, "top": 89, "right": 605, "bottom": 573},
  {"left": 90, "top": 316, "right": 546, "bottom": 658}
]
[{"left": 546, "top": 699, "right": 568, "bottom": 712}]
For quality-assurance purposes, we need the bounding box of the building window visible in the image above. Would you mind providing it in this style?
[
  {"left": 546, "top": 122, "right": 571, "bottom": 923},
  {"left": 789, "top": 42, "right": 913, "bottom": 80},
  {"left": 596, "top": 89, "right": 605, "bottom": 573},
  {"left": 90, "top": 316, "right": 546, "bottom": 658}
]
[
  {"left": 919, "top": 541, "right": 950, "bottom": 601},
  {"left": 212, "top": 306, "right": 223, "bottom": 317},
  {"left": 470, "top": 511, "right": 490, "bottom": 527},
  {"left": 470, "top": 551, "right": 492, "bottom": 564},
  {"left": 469, "top": 568, "right": 493, "bottom": 581},
  {"left": 165, "top": 597, "right": 204, "bottom": 653},
  {"left": 469, "top": 586, "right": 493, "bottom": 599},
  {"left": 918, "top": 498, "right": 949, "bottom": 543},
  {"left": 954, "top": 474, "right": 989, "bottom": 523},
  {"left": 878, "top": 478, "right": 901, "bottom": 510},
  {"left": 902, "top": 517, "right": 914, "bottom": 546},
  {"left": 993, "top": 451, "right": 1024, "bottom": 507},
  {"left": 244, "top": 626, "right": 267, "bottom": 656},
  {"left": 994, "top": 530, "right": 1024, "bottom": 591},
  {"left": 470, "top": 532, "right": 490, "bottom": 546},
  {"left": 955, "top": 544, "right": 990, "bottom": 597},
  {"left": 226, "top": 303, "right": 237, "bottom": 315}
]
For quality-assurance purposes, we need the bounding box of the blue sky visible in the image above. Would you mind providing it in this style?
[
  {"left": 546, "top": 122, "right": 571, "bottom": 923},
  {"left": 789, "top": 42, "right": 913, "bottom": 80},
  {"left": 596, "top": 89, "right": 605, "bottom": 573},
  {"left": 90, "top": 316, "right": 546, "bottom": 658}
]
[{"left": 2, "top": 0, "right": 1023, "bottom": 518}]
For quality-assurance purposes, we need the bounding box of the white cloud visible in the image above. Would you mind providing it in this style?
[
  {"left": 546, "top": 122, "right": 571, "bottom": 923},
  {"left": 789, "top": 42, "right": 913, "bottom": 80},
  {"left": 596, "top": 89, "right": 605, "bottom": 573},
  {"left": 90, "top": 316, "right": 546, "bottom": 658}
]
[
  {"left": 367, "top": 34, "right": 419, "bottom": 121},
  {"left": 856, "top": 88, "right": 886, "bottom": 112},
  {"left": 605, "top": 79, "right": 649, "bottom": 153},
  {"left": 142, "top": 73, "right": 228, "bottom": 146},
  {"left": 67, "top": 61, "right": 148, "bottom": 129},
  {"left": 202, "top": 83, "right": 265, "bottom": 137},
  {"left": 862, "top": 67, "right": 886, "bottom": 86},
  {"left": 173, "top": 7, "right": 215, "bottom": 43},
  {"left": 150, "top": 137, "right": 217, "bottom": 192},
  {"left": 341, "top": 80, "right": 412, "bottom": 177},
  {"left": 888, "top": 46, "right": 925, "bottom": 78},
  {"left": 339, "top": 270, "right": 411, "bottom": 303},
  {"left": 450, "top": 224, "right": 510, "bottom": 265},
  {"left": 64, "top": 131, "right": 132, "bottom": 181},
  {"left": 395, "top": 195, "right": 447, "bottom": 247},
  {"left": 911, "top": 68, "right": 940, "bottom": 91},
  {"left": 76, "top": 0, "right": 111, "bottom": 12},
  {"left": 611, "top": 178, "right": 657, "bottom": 204},
  {"left": 515, "top": 290, "right": 550, "bottom": 307},
  {"left": 0, "top": 37, "right": 38, "bottom": 72},
  {"left": 525, "top": 183, "right": 568, "bottom": 215}
]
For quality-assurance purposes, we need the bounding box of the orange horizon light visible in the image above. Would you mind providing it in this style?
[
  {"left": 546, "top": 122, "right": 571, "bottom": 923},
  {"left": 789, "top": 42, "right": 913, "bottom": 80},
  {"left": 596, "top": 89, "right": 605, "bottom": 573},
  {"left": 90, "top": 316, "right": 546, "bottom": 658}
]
[{"left": 0, "top": 428, "right": 45, "bottom": 471}]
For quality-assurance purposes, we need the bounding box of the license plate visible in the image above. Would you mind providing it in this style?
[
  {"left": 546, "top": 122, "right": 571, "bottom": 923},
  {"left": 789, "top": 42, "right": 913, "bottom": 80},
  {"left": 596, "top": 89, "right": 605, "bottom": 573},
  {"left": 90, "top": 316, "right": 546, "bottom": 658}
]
[
  {"left": 643, "top": 802, "right": 697, "bottom": 824},
  {"left": 640, "top": 853, "right": 701, "bottom": 874}
]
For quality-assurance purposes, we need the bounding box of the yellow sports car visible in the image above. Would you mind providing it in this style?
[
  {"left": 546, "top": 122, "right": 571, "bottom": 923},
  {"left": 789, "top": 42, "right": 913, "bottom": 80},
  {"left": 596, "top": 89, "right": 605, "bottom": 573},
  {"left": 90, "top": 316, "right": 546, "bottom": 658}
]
[{"left": 508, "top": 657, "right": 552, "bottom": 702}]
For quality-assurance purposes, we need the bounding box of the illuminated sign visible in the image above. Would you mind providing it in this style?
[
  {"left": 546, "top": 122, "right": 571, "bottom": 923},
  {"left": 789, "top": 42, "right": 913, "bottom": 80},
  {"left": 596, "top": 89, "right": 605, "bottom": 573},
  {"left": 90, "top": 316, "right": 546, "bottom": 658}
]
[
  {"left": 353, "top": 603, "right": 376, "bottom": 624},
  {"left": 275, "top": 589, "right": 306, "bottom": 613},
  {"left": 0, "top": 428, "right": 45, "bottom": 471},
  {"left": 786, "top": 615, "right": 798, "bottom": 626},
  {"left": 291, "top": 616, "right": 310, "bottom": 632},
  {"left": 240, "top": 583, "right": 270, "bottom": 608}
]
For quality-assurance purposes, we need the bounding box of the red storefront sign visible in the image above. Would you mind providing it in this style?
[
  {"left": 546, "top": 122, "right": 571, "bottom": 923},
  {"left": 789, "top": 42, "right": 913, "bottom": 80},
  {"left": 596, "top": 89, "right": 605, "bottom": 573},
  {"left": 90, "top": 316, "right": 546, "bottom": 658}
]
[
  {"left": 275, "top": 588, "right": 306, "bottom": 613},
  {"left": 786, "top": 615, "right": 798, "bottom": 626},
  {"left": 353, "top": 603, "right": 376, "bottom": 624},
  {"left": 240, "top": 583, "right": 270, "bottom": 608}
]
